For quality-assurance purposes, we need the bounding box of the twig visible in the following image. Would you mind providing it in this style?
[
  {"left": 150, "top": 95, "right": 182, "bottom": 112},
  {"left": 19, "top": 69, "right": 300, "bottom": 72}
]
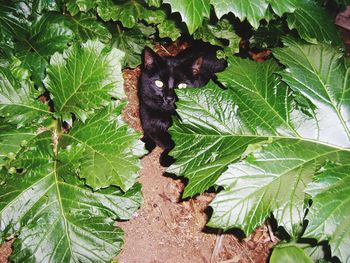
[
  {"left": 210, "top": 229, "right": 223, "bottom": 263},
  {"left": 159, "top": 44, "right": 171, "bottom": 55}
]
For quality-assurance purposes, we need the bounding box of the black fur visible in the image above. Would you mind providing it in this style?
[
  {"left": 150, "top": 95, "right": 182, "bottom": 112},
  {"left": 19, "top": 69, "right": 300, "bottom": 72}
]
[{"left": 138, "top": 42, "right": 226, "bottom": 167}]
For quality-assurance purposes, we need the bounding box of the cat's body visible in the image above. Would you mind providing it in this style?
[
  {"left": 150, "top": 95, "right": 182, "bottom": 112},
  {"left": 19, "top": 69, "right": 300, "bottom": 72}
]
[{"left": 138, "top": 42, "right": 226, "bottom": 166}]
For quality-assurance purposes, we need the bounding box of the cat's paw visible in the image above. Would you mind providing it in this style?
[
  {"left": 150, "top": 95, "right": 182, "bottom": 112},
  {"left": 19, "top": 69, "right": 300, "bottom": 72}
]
[
  {"left": 141, "top": 136, "right": 156, "bottom": 152},
  {"left": 159, "top": 154, "right": 175, "bottom": 167}
]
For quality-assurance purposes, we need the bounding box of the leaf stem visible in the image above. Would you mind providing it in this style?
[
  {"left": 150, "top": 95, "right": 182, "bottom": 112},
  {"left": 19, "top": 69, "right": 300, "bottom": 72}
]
[
  {"left": 52, "top": 119, "right": 61, "bottom": 156},
  {"left": 116, "top": 23, "right": 122, "bottom": 33}
]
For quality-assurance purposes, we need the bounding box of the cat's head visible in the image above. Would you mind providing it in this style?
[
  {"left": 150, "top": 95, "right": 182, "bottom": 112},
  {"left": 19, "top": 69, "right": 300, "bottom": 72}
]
[{"left": 139, "top": 47, "right": 204, "bottom": 113}]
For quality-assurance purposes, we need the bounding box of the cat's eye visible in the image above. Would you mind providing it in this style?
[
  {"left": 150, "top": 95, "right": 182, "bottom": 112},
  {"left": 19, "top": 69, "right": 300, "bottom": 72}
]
[
  {"left": 154, "top": 80, "right": 164, "bottom": 88},
  {"left": 177, "top": 83, "right": 187, "bottom": 89}
]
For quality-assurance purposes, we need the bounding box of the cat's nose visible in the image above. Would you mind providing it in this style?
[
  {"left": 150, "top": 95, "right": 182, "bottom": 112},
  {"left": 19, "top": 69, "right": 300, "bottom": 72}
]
[{"left": 165, "top": 96, "right": 175, "bottom": 104}]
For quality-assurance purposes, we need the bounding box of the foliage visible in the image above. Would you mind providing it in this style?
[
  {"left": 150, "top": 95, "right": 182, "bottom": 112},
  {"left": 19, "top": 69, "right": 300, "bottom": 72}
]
[
  {"left": 0, "top": 3, "right": 145, "bottom": 259},
  {"left": 168, "top": 5, "right": 348, "bottom": 263},
  {"left": 170, "top": 38, "right": 350, "bottom": 261},
  {"left": 270, "top": 244, "right": 314, "bottom": 263},
  {"left": 0, "top": 0, "right": 348, "bottom": 262}
]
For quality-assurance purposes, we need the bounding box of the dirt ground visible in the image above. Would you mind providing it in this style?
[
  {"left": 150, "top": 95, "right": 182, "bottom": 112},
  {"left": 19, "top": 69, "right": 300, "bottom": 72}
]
[{"left": 117, "top": 147, "right": 276, "bottom": 263}]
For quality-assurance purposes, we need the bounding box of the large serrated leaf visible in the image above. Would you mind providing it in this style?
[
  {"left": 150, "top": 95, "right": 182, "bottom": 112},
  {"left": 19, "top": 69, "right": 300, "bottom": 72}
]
[
  {"left": 0, "top": 132, "right": 142, "bottom": 262},
  {"left": 60, "top": 101, "right": 145, "bottom": 191},
  {"left": 194, "top": 19, "right": 240, "bottom": 54},
  {"left": 249, "top": 18, "right": 287, "bottom": 49},
  {"left": 274, "top": 38, "right": 350, "bottom": 146},
  {"left": 0, "top": 1, "right": 28, "bottom": 41},
  {"left": 45, "top": 40, "right": 124, "bottom": 123},
  {"left": 112, "top": 24, "right": 154, "bottom": 68},
  {"left": 208, "top": 139, "right": 345, "bottom": 235},
  {"left": 169, "top": 58, "right": 304, "bottom": 198},
  {"left": 168, "top": 82, "right": 266, "bottom": 198},
  {"left": 268, "top": 0, "right": 302, "bottom": 16},
  {"left": 304, "top": 163, "right": 350, "bottom": 262},
  {"left": 17, "top": 13, "right": 74, "bottom": 57},
  {"left": 69, "top": 13, "right": 112, "bottom": 43},
  {"left": 170, "top": 42, "right": 350, "bottom": 240},
  {"left": 211, "top": 0, "right": 269, "bottom": 29},
  {"left": 0, "top": 5, "right": 73, "bottom": 82},
  {"left": 140, "top": 9, "right": 181, "bottom": 42},
  {"left": 14, "top": 12, "right": 74, "bottom": 84},
  {"left": 286, "top": 2, "right": 342, "bottom": 45},
  {"left": 30, "top": 0, "right": 61, "bottom": 14},
  {"left": 163, "top": 0, "right": 211, "bottom": 34},
  {"left": 97, "top": 0, "right": 146, "bottom": 28},
  {"left": 157, "top": 19, "right": 181, "bottom": 41},
  {"left": 66, "top": 0, "right": 96, "bottom": 15},
  {"left": 0, "top": 61, "right": 51, "bottom": 126}
]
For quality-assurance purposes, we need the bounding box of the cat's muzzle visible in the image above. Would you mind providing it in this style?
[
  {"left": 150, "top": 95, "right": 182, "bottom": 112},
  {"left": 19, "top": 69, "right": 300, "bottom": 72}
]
[{"left": 163, "top": 97, "right": 176, "bottom": 112}]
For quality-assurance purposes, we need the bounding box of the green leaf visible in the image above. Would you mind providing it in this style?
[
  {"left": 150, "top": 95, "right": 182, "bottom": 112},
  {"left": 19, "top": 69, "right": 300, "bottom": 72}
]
[
  {"left": 141, "top": 8, "right": 166, "bottom": 25},
  {"left": 193, "top": 19, "right": 223, "bottom": 47},
  {"left": 0, "top": 2, "right": 28, "bottom": 40},
  {"left": 69, "top": 13, "right": 112, "bottom": 43},
  {"left": 68, "top": 0, "right": 150, "bottom": 28},
  {"left": 304, "top": 163, "right": 350, "bottom": 262},
  {"left": 0, "top": 60, "right": 51, "bottom": 126},
  {"left": 210, "top": 43, "right": 349, "bottom": 235},
  {"left": 139, "top": 9, "right": 181, "bottom": 41},
  {"left": 0, "top": 132, "right": 142, "bottom": 262},
  {"left": 97, "top": 0, "right": 146, "bottom": 28},
  {"left": 0, "top": 34, "right": 14, "bottom": 59},
  {"left": 163, "top": 0, "right": 211, "bottom": 34},
  {"left": 0, "top": 5, "right": 73, "bottom": 81},
  {"left": 302, "top": 245, "right": 326, "bottom": 262},
  {"left": 211, "top": 19, "right": 240, "bottom": 54},
  {"left": 170, "top": 58, "right": 303, "bottom": 198},
  {"left": 0, "top": 124, "right": 36, "bottom": 167},
  {"left": 13, "top": 13, "right": 74, "bottom": 84},
  {"left": 286, "top": 2, "right": 342, "bottom": 45},
  {"left": 194, "top": 19, "right": 240, "bottom": 54},
  {"left": 44, "top": 40, "right": 124, "bottom": 123},
  {"left": 25, "top": 13, "right": 73, "bottom": 56},
  {"left": 60, "top": 101, "right": 145, "bottom": 191},
  {"left": 169, "top": 82, "right": 266, "bottom": 198},
  {"left": 157, "top": 19, "right": 181, "bottom": 41},
  {"left": 65, "top": 0, "right": 96, "bottom": 15},
  {"left": 18, "top": 54, "right": 47, "bottom": 86},
  {"left": 208, "top": 139, "right": 341, "bottom": 235},
  {"left": 211, "top": 0, "right": 269, "bottom": 29},
  {"left": 210, "top": 0, "right": 339, "bottom": 40},
  {"left": 112, "top": 25, "right": 154, "bottom": 68},
  {"left": 270, "top": 244, "right": 313, "bottom": 263},
  {"left": 29, "top": 0, "right": 61, "bottom": 13},
  {"left": 249, "top": 18, "right": 287, "bottom": 49},
  {"left": 274, "top": 38, "right": 350, "bottom": 146},
  {"left": 145, "top": 0, "right": 162, "bottom": 7},
  {"left": 268, "top": 0, "right": 301, "bottom": 16}
]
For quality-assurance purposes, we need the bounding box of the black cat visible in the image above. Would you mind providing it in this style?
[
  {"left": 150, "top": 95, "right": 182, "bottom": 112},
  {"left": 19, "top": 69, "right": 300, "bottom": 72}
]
[{"left": 138, "top": 42, "right": 226, "bottom": 167}]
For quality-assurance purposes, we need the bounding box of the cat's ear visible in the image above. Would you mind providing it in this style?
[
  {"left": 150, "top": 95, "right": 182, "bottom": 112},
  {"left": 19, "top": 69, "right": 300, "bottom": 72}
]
[
  {"left": 192, "top": 56, "right": 203, "bottom": 76},
  {"left": 143, "top": 47, "right": 159, "bottom": 69}
]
